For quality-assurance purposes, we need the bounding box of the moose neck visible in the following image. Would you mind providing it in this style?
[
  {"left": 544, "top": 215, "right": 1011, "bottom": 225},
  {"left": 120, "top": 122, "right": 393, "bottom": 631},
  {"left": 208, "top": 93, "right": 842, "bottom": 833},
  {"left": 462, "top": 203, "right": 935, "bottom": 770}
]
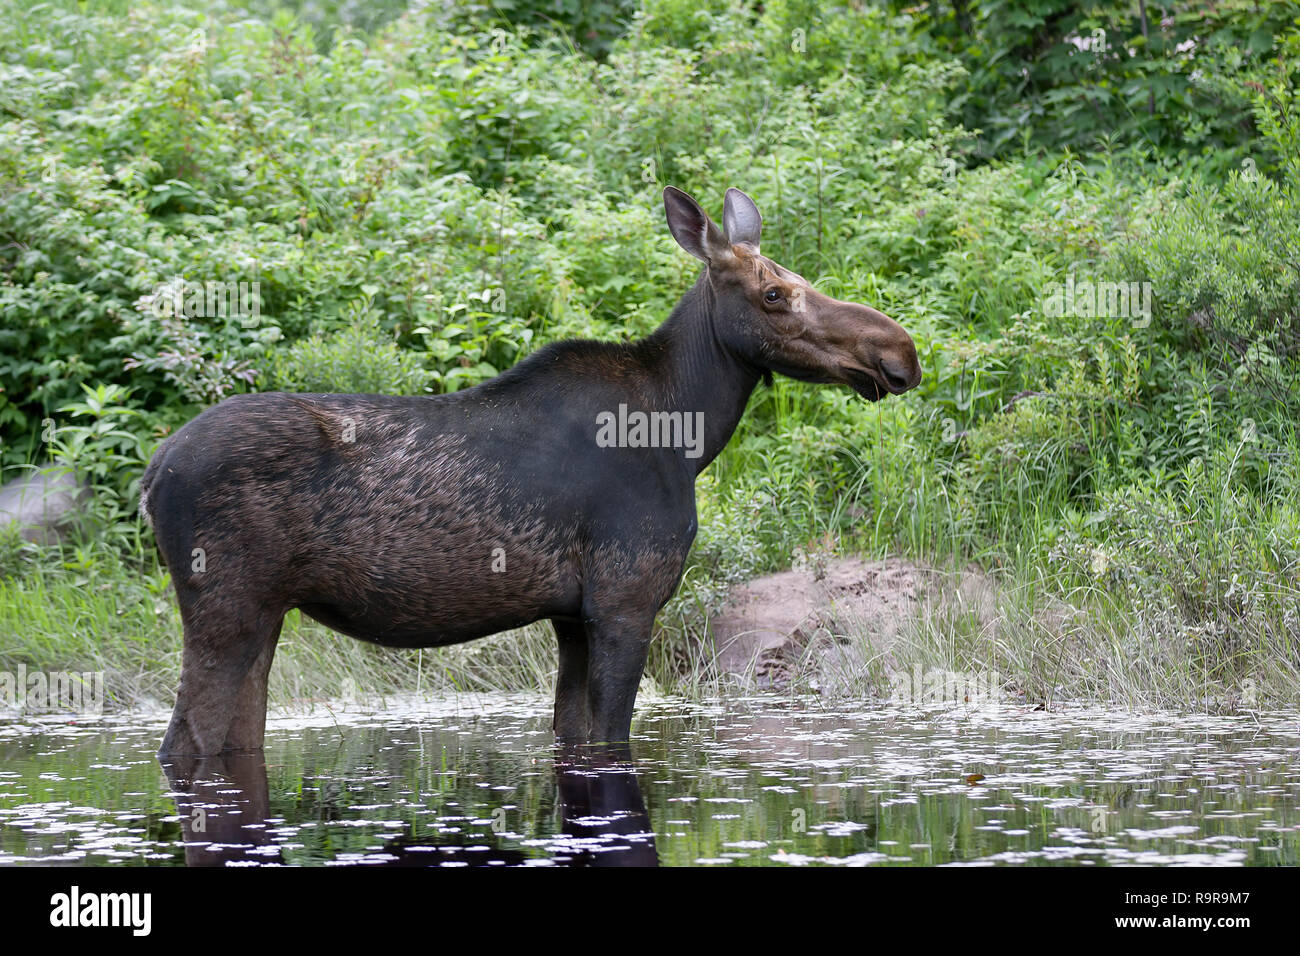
[{"left": 649, "top": 272, "right": 762, "bottom": 476}]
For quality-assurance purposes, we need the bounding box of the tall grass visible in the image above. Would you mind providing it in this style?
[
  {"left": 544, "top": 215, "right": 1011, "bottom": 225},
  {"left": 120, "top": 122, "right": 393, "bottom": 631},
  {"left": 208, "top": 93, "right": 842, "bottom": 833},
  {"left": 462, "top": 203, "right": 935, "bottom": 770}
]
[{"left": 0, "top": 549, "right": 565, "bottom": 712}]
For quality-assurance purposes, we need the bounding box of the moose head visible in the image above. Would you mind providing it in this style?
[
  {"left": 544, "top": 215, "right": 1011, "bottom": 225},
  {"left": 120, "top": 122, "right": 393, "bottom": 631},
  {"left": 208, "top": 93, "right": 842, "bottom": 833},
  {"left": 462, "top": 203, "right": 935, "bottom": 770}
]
[{"left": 663, "top": 185, "right": 922, "bottom": 402}]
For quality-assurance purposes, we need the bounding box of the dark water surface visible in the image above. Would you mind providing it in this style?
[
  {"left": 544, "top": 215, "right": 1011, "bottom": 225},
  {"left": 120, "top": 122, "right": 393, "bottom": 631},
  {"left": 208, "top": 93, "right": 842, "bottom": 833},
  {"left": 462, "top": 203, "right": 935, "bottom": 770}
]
[{"left": 1, "top": 695, "right": 1297, "bottom": 866}]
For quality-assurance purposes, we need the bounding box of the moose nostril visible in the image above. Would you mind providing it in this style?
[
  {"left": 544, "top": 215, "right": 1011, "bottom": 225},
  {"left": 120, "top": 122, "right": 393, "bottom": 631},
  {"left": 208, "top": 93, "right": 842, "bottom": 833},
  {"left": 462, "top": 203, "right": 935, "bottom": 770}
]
[{"left": 879, "top": 358, "right": 912, "bottom": 391}]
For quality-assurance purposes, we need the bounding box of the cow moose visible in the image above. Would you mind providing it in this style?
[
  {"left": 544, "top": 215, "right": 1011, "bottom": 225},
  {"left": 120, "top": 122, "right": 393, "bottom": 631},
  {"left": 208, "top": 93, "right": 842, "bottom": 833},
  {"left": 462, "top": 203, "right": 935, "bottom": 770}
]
[{"left": 143, "top": 186, "right": 922, "bottom": 755}]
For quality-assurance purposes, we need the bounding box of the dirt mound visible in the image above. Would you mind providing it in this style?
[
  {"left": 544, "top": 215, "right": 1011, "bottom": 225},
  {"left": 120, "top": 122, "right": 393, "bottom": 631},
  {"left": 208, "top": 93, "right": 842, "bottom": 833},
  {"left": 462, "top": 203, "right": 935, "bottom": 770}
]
[{"left": 704, "top": 557, "right": 997, "bottom": 694}]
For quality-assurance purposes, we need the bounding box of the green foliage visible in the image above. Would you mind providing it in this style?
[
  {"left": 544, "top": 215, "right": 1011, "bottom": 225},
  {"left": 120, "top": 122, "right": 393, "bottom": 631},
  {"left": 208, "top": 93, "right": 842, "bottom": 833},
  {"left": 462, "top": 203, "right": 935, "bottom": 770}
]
[
  {"left": 0, "top": 0, "right": 1297, "bottom": 704},
  {"left": 1050, "top": 442, "right": 1300, "bottom": 685},
  {"left": 896, "top": 0, "right": 1300, "bottom": 174},
  {"left": 119, "top": 289, "right": 266, "bottom": 408},
  {"left": 45, "top": 383, "right": 152, "bottom": 550},
  {"left": 263, "top": 305, "right": 431, "bottom": 394},
  {"left": 1114, "top": 172, "right": 1300, "bottom": 421},
  {"left": 419, "top": 0, "right": 637, "bottom": 59}
]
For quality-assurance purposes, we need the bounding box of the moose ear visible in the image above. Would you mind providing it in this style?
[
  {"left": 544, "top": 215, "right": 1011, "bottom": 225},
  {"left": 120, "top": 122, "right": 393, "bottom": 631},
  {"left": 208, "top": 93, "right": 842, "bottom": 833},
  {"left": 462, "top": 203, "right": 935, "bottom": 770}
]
[
  {"left": 663, "top": 186, "right": 733, "bottom": 265},
  {"left": 723, "top": 187, "right": 761, "bottom": 251}
]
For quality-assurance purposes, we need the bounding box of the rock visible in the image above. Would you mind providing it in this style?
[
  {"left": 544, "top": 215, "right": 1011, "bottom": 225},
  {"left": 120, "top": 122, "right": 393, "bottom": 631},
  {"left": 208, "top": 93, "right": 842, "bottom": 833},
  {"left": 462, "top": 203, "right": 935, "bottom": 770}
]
[
  {"left": 0, "top": 469, "right": 91, "bottom": 544},
  {"left": 704, "top": 557, "right": 998, "bottom": 694}
]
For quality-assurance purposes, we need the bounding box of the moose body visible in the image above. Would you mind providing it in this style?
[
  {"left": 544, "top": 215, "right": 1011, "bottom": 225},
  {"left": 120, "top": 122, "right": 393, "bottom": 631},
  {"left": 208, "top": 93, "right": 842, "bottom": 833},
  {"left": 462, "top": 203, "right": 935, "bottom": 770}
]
[{"left": 145, "top": 187, "right": 921, "bottom": 755}]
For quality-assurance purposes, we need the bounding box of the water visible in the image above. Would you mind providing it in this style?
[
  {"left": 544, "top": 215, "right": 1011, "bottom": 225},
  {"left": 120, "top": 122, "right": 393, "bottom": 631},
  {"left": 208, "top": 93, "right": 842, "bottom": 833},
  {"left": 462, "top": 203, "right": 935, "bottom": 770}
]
[{"left": 1, "top": 694, "right": 1297, "bottom": 866}]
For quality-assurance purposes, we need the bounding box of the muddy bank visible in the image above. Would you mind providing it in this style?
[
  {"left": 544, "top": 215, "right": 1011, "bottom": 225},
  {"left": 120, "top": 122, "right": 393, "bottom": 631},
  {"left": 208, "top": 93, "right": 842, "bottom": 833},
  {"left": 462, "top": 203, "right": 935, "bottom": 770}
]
[{"left": 700, "top": 557, "right": 998, "bottom": 694}]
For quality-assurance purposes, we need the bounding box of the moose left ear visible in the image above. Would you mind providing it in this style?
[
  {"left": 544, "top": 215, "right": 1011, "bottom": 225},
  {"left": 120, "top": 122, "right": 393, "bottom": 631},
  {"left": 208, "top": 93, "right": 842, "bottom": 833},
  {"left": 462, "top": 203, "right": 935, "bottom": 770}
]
[
  {"left": 723, "top": 188, "right": 762, "bottom": 251},
  {"left": 664, "top": 186, "right": 733, "bottom": 265}
]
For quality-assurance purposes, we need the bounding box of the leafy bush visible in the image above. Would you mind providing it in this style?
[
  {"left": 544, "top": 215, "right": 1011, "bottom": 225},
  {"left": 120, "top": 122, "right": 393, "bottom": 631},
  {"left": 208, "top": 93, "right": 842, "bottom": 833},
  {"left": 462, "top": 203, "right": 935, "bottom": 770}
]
[
  {"left": 1114, "top": 172, "right": 1300, "bottom": 421},
  {"left": 263, "top": 305, "right": 431, "bottom": 395},
  {"left": 1049, "top": 444, "right": 1300, "bottom": 684},
  {"left": 43, "top": 383, "right": 152, "bottom": 552},
  {"left": 895, "top": 0, "right": 1300, "bottom": 173}
]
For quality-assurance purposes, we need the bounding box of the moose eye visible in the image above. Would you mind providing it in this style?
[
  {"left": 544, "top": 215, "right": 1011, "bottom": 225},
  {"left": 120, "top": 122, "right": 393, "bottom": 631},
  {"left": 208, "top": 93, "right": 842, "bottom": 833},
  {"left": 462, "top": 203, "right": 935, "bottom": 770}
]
[{"left": 764, "top": 288, "right": 783, "bottom": 304}]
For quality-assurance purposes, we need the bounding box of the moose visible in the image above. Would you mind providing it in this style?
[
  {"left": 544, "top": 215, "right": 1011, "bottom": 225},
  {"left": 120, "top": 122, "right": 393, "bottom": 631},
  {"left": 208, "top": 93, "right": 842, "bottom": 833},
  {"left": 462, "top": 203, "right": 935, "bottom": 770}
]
[{"left": 143, "top": 186, "right": 921, "bottom": 756}]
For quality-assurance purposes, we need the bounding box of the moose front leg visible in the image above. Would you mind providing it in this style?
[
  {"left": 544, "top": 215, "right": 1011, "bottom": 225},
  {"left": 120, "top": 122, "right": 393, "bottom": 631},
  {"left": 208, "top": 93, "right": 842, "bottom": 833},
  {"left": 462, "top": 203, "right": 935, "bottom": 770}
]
[{"left": 585, "top": 614, "right": 654, "bottom": 744}]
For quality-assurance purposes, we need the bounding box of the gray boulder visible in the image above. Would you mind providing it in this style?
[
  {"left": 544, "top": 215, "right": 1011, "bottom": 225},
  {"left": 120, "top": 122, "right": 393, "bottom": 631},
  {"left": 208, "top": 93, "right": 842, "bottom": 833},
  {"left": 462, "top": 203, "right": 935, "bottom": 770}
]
[{"left": 0, "top": 469, "right": 91, "bottom": 544}]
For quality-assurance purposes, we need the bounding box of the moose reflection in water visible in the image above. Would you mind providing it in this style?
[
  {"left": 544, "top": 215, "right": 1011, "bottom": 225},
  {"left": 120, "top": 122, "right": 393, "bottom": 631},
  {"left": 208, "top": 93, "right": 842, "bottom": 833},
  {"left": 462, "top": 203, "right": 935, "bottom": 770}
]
[{"left": 159, "top": 747, "right": 658, "bottom": 867}]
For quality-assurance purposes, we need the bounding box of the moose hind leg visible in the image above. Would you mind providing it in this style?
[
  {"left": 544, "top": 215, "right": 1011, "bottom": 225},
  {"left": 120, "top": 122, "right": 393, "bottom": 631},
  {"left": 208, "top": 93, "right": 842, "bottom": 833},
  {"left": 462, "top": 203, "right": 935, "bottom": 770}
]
[
  {"left": 222, "top": 616, "right": 283, "bottom": 751},
  {"left": 552, "top": 617, "right": 591, "bottom": 743},
  {"left": 159, "top": 604, "right": 284, "bottom": 756}
]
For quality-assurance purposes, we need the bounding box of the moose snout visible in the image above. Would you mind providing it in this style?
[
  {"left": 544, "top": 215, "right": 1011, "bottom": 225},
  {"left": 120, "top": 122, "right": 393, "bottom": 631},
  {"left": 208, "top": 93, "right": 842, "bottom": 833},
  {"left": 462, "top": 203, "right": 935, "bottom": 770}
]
[
  {"left": 853, "top": 303, "right": 922, "bottom": 394},
  {"left": 879, "top": 352, "right": 922, "bottom": 393}
]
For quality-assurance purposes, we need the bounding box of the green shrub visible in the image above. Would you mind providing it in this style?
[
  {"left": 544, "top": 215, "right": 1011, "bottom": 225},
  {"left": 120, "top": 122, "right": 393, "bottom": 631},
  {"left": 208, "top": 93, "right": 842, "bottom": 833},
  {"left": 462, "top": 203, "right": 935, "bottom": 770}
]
[
  {"left": 1049, "top": 442, "right": 1300, "bottom": 683},
  {"left": 262, "top": 307, "right": 431, "bottom": 395},
  {"left": 1114, "top": 172, "right": 1300, "bottom": 424},
  {"left": 894, "top": 0, "right": 1300, "bottom": 173}
]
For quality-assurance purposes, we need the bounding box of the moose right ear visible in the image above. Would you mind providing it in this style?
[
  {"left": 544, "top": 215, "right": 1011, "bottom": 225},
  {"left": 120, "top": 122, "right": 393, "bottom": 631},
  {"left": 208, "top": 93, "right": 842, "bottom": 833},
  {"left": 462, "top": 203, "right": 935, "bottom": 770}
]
[
  {"left": 663, "top": 186, "right": 733, "bottom": 265},
  {"left": 722, "top": 187, "right": 761, "bottom": 251}
]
